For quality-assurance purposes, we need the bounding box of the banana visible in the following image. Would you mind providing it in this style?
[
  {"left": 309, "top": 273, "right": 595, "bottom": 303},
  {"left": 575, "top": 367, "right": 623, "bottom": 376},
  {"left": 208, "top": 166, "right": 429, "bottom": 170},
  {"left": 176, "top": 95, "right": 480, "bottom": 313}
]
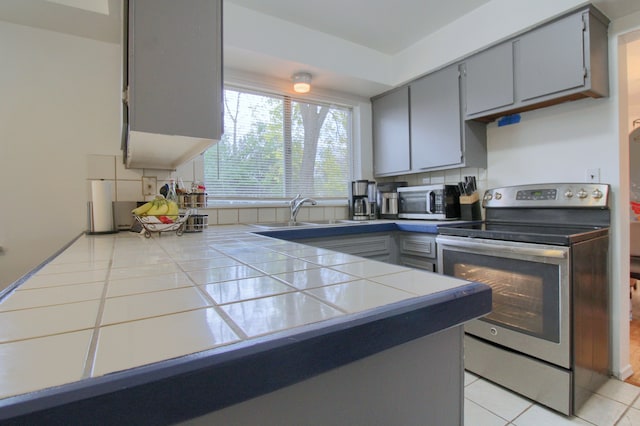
[
  {"left": 132, "top": 202, "right": 153, "bottom": 216},
  {"left": 166, "top": 201, "right": 179, "bottom": 220},
  {"left": 155, "top": 203, "right": 169, "bottom": 215},
  {"left": 147, "top": 200, "right": 163, "bottom": 216},
  {"left": 134, "top": 195, "right": 173, "bottom": 216}
]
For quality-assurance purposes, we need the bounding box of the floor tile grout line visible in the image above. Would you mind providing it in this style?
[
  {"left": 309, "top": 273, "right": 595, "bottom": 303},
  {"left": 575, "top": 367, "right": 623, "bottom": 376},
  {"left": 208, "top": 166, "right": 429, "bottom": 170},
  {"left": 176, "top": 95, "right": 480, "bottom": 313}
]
[{"left": 613, "top": 392, "right": 640, "bottom": 425}]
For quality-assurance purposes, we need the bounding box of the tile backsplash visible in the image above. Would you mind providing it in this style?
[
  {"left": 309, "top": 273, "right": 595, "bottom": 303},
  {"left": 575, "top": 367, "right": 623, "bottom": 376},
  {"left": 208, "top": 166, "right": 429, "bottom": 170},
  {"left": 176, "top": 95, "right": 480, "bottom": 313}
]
[
  {"left": 87, "top": 155, "right": 481, "bottom": 227},
  {"left": 87, "top": 154, "right": 202, "bottom": 203},
  {"left": 378, "top": 167, "right": 488, "bottom": 194},
  {"left": 86, "top": 154, "right": 349, "bottom": 226}
]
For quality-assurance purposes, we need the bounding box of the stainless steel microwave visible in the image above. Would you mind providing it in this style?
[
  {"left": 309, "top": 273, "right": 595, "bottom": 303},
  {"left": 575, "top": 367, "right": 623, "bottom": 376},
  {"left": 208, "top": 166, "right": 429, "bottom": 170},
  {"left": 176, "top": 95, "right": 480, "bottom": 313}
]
[{"left": 397, "top": 185, "right": 461, "bottom": 220}]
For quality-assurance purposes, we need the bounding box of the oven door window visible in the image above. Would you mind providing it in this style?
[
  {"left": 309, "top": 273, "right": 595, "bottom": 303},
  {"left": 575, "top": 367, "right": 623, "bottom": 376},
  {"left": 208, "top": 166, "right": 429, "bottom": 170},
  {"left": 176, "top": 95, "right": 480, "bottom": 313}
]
[{"left": 443, "top": 251, "right": 560, "bottom": 343}]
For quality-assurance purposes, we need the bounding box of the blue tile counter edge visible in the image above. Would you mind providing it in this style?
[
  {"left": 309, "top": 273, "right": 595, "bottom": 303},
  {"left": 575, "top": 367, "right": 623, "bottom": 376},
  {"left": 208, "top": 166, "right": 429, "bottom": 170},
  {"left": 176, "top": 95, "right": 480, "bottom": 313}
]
[
  {"left": 254, "top": 222, "right": 399, "bottom": 239},
  {"left": 0, "top": 281, "right": 491, "bottom": 425},
  {"left": 254, "top": 220, "right": 457, "bottom": 239}
]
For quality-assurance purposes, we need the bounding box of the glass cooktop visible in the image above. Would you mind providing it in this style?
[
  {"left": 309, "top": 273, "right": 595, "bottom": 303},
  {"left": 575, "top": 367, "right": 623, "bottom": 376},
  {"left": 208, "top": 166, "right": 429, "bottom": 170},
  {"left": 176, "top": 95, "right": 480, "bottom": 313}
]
[{"left": 437, "top": 222, "right": 609, "bottom": 245}]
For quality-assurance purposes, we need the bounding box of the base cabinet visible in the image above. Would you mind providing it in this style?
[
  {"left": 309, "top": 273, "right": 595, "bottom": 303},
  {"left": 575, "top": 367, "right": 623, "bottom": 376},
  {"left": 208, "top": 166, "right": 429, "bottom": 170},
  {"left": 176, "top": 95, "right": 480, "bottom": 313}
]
[
  {"left": 396, "top": 232, "right": 437, "bottom": 272},
  {"left": 295, "top": 233, "right": 395, "bottom": 263},
  {"left": 184, "top": 327, "right": 465, "bottom": 426},
  {"left": 295, "top": 231, "right": 439, "bottom": 272}
]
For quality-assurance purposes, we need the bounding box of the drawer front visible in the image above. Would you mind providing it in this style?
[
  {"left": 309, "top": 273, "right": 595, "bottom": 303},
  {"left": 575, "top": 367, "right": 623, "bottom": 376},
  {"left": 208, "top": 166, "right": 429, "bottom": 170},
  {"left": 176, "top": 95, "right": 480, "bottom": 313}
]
[
  {"left": 399, "top": 235, "right": 436, "bottom": 259},
  {"left": 399, "top": 255, "right": 436, "bottom": 272},
  {"left": 298, "top": 234, "right": 392, "bottom": 260}
]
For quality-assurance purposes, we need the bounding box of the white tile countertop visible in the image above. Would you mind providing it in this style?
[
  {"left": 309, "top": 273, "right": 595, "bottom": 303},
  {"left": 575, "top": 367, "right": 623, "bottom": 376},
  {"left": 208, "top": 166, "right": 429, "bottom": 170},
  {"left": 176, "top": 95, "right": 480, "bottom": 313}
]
[{"left": 0, "top": 223, "right": 490, "bottom": 423}]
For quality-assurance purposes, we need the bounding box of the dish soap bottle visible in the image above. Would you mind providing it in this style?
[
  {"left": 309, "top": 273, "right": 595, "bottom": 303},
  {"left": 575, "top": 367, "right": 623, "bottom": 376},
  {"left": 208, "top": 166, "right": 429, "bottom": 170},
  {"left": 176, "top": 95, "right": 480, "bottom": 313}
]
[{"left": 166, "top": 179, "right": 178, "bottom": 204}]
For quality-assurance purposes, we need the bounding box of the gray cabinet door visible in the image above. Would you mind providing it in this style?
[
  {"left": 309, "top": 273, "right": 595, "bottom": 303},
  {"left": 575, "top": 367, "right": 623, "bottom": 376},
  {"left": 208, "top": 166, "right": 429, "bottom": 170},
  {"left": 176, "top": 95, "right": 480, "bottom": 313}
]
[
  {"left": 128, "top": 0, "right": 222, "bottom": 140},
  {"left": 464, "top": 42, "right": 514, "bottom": 117},
  {"left": 517, "top": 12, "right": 585, "bottom": 102},
  {"left": 410, "top": 65, "right": 462, "bottom": 170},
  {"left": 372, "top": 87, "right": 411, "bottom": 176}
]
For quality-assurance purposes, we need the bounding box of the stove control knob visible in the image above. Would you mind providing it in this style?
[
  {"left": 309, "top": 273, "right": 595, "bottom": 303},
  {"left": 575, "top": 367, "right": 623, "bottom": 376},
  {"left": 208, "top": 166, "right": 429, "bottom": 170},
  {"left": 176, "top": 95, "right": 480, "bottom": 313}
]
[
  {"left": 592, "top": 189, "right": 603, "bottom": 199},
  {"left": 577, "top": 189, "right": 588, "bottom": 199},
  {"left": 494, "top": 192, "right": 502, "bottom": 200},
  {"left": 484, "top": 193, "right": 493, "bottom": 201},
  {"left": 564, "top": 189, "right": 574, "bottom": 198}
]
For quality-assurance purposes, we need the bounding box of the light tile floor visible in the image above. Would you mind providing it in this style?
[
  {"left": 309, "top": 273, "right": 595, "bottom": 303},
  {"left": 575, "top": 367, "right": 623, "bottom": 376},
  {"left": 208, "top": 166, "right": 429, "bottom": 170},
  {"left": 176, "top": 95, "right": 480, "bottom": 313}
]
[{"left": 464, "top": 371, "right": 640, "bottom": 425}]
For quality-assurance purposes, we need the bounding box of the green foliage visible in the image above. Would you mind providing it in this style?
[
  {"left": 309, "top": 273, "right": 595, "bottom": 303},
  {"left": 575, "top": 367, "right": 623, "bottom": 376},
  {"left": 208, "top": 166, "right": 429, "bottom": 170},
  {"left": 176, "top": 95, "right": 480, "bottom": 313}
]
[{"left": 204, "top": 89, "right": 350, "bottom": 198}]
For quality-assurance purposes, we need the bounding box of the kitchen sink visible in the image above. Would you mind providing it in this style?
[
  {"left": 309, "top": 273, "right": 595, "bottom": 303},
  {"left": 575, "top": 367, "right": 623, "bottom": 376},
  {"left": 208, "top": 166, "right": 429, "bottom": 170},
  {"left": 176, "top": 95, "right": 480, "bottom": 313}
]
[
  {"left": 303, "top": 219, "right": 367, "bottom": 225},
  {"left": 250, "top": 219, "right": 368, "bottom": 229},
  {"left": 250, "top": 222, "right": 310, "bottom": 228}
]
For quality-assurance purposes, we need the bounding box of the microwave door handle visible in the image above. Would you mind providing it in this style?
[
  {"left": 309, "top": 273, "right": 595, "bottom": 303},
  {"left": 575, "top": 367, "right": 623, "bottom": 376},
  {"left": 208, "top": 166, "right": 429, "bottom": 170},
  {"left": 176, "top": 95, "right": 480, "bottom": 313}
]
[{"left": 426, "top": 191, "right": 435, "bottom": 213}]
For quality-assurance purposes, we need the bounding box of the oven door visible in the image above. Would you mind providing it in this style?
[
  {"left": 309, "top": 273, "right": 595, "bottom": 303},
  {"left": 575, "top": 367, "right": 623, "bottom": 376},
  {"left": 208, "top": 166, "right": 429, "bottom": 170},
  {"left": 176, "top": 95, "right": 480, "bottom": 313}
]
[{"left": 436, "top": 235, "right": 570, "bottom": 368}]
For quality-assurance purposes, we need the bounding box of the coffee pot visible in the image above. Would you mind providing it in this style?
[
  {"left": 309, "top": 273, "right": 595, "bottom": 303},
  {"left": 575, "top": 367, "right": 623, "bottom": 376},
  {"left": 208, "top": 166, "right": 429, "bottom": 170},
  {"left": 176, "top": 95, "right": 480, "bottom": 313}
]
[
  {"left": 353, "top": 197, "right": 371, "bottom": 219},
  {"left": 351, "top": 180, "right": 372, "bottom": 221}
]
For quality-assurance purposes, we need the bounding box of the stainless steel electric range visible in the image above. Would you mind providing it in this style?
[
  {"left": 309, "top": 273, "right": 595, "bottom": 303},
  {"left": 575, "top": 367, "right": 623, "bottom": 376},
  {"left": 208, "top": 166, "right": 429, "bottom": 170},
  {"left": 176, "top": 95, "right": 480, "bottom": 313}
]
[{"left": 436, "top": 183, "right": 611, "bottom": 416}]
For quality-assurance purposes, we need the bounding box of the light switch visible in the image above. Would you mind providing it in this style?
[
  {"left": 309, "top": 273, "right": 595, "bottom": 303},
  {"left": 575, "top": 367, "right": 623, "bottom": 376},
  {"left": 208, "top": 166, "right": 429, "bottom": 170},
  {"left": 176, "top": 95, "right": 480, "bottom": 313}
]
[{"left": 142, "top": 176, "right": 157, "bottom": 196}]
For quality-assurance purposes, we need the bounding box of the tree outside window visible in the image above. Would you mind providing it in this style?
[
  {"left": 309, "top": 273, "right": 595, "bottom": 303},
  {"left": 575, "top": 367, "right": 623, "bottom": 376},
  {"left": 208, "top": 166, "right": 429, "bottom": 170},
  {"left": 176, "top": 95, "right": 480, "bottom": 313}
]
[{"left": 203, "top": 87, "right": 351, "bottom": 200}]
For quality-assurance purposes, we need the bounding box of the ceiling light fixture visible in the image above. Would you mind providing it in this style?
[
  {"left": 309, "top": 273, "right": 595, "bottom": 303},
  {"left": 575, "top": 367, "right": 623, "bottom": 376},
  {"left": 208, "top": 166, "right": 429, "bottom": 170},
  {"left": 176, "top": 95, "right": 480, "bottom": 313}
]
[{"left": 292, "top": 72, "right": 312, "bottom": 94}]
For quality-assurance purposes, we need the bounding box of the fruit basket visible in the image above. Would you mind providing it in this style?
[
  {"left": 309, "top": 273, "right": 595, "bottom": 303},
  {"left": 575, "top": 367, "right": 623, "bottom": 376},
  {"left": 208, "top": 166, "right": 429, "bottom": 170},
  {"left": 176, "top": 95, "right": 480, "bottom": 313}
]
[
  {"left": 131, "top": 196, "right": 194, "bottom": 238},
  {"left": 134, "top": 211, "right": 192, "bottom": 238}
]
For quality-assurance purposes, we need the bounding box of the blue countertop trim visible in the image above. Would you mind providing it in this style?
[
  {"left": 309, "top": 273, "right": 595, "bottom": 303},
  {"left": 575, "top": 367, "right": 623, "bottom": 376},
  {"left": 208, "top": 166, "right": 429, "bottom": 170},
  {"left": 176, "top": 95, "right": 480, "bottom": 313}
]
[
  {"left": 0, "top": 282, "right": 491, "bottom": 425},
  {"left": 255, "top": 222, "right": 399, "bottom": 240},
  {"left": 395, "top": 223, "right": 440, "bottom": 233},
  {"left": 253, "top": 220, "right": 470, "bottom": 239}
]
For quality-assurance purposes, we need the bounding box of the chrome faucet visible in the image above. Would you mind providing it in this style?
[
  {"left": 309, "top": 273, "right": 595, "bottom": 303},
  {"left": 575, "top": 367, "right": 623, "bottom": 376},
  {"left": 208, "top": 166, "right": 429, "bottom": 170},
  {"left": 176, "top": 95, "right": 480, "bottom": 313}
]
[{"left": 288, "top": 194, "right": 317, "bottom": 223}]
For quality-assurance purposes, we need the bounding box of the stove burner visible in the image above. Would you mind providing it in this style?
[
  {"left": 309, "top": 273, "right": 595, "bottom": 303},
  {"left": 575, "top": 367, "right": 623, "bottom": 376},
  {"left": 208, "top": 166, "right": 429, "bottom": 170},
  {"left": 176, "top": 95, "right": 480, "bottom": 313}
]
[{"left": 438, "top": 222, "right": 608, "bottom": 245}]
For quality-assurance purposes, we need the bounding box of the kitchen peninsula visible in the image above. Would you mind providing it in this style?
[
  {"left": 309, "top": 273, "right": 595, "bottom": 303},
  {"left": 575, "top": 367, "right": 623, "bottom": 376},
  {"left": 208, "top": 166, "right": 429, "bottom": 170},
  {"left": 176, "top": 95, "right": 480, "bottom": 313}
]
[{"left": 0, "top": 223, "right": 490, "bottom": 425}]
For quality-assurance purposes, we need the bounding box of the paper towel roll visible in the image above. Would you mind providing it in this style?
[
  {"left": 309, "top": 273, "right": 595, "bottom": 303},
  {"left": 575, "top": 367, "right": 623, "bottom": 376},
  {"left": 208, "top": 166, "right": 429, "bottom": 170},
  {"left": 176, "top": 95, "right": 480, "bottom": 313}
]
[{"left": 90, "top": 180, "right": 115, "bottom": 233}]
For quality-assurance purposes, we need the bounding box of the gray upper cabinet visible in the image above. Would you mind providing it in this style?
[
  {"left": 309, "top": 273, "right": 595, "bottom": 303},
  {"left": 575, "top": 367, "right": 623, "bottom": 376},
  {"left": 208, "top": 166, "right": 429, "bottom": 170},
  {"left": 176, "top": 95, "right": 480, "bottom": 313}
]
[
  {"left": 409, "top": 63, "right": 486, "bottom": 173},
  {"left": 372, "top": 87, "right": 411, "bottom": 176},
  {"left": 372, "top": 65, "right": 487, "bottom": 177},
  {"left": 463, "top": 5, "right": 609, "bottom": 122},
  {"left": 124, "top": 0, "right": 223, "bottom": 170},
  {"left": 464, "top": 42, "right": 515, "bottom": 117},
  {"left": 516, "top": 10, "right": 607, "bottom": 102},
  {"left": 410, "top": 65, "right": 462, "bottom": 170}
]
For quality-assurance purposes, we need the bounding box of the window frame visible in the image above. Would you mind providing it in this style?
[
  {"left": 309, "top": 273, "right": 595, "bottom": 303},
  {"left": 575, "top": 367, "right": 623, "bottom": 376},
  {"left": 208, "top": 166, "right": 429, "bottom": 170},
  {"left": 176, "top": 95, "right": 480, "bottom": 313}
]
[{"left": 202, "top": 83, "right": 358, "bottom": 207}]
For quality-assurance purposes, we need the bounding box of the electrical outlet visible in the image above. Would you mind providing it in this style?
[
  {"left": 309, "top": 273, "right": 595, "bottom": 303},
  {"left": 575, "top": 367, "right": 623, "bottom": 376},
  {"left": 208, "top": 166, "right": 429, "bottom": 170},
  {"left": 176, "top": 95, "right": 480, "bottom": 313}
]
[
  {"left": 142, "top": 176, "right": 157, "bottom": 196},
  {"left": 586, "top": 168, "right": 600, "bottom": 183}
]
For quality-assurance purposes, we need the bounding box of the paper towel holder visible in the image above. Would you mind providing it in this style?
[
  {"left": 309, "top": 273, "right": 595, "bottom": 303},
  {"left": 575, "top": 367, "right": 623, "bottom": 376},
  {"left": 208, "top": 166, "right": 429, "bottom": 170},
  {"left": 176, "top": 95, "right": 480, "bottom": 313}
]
[
  {"left": 87, "top": 201, "right": 118, "bottom": 235},
  {"left": 87, "top": 180, "right": 118, "bottom": 235}
]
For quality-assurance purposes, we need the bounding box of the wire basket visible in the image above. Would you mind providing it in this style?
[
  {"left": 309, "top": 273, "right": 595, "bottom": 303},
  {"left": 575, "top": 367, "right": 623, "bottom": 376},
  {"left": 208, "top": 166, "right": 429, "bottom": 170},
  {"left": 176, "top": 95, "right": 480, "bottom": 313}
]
[
  {"left": 134, "top": 209, "right": 193, "bottom": 238},
  {"left": 184, "top": 214, "right": 208, "bottom": 232},
  {"left": 178, "top": 193, "right": 207, "bottom": 209}
]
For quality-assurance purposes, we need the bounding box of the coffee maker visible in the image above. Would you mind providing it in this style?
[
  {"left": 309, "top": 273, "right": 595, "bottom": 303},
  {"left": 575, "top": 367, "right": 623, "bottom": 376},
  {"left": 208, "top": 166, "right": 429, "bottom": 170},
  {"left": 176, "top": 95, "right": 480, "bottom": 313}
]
[
  {"left": 350, "top": 180, "right": 371, "bottom": 221},
  {"left": 367, "top": 181, "right": 377, "bottom": 219},
  {"left": 376, "top": 181, "right": 407, "bottom": 219}
]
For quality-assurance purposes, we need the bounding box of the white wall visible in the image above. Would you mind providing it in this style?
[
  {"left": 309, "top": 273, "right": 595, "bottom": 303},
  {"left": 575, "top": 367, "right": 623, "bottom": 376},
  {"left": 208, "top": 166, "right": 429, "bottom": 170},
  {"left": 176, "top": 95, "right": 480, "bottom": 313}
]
[
  {"left": 485, "top": 97, "right": 616, "bottom": 187},
  {"left": 0, "top": 21, "right": 121, "bottom": 289}
]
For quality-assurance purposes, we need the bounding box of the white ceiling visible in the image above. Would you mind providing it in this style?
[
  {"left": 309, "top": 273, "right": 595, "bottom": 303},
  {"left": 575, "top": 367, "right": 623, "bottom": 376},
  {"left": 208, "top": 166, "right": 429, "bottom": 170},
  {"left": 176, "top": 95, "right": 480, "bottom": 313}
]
[
  {"left": 1, "top": 0, "right": 640, "bottom": 101},
  {"left": 226, "top": 0, "right": 492, "bottom": 55}
]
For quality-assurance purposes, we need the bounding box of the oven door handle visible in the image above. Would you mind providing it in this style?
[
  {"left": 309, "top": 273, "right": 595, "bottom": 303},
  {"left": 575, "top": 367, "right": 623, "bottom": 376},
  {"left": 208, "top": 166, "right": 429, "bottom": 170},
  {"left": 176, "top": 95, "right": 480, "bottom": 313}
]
[{"left": 437, "top": 237, "right": 568, "bottom": 259}]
